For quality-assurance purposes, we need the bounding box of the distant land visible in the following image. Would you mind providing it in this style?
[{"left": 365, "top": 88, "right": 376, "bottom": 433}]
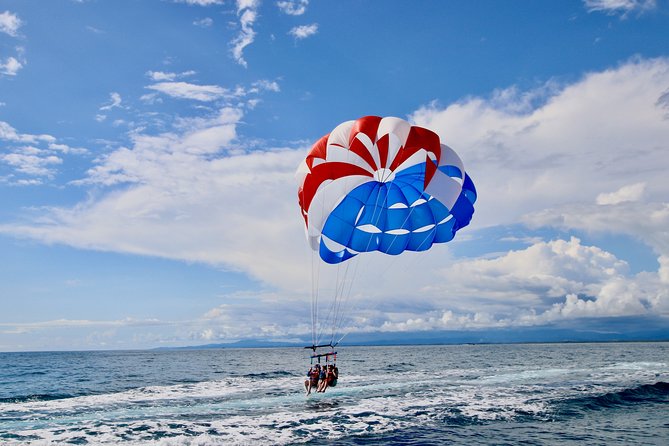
[{"left": 155, "top": 316, "right": 669, "bottom": 350}]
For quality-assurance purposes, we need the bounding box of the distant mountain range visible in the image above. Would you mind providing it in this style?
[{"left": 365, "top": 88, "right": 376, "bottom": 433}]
[{"left": 154, "top": 316, "right": 669, "bottom": 350}]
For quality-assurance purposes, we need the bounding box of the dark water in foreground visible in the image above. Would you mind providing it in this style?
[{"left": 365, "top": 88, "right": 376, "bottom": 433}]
[{"left": 0, "top": 342, "right": 667, "bottom": 445}]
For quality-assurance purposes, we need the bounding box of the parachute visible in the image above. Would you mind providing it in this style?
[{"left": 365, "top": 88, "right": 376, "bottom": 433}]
[{"left": 296, "top": 116, "right": 477, "bottom": 355}]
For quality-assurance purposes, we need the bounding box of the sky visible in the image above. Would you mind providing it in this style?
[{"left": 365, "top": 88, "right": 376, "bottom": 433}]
[{"left": 1, "top": 0, "right": 668, "bottom": 352}]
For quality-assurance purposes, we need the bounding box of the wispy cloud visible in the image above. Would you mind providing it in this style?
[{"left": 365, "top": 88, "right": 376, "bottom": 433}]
[
  {"left": 250, "top": 79, "right": 280, "bottom": 93},
  {"left": 193, "top": 17, "right": 214, "bottom": 27},
  {"left": 0, "top": 10, "right": 22, "bottom": 37},
  {"left": 99, "top": 92, "right": 123, "bottom": 111},
  {"left": 146, "top": 81, "right": 228, "bottom": 101},
  {"left": 583, "top": 0, "right": 657, "bottom": 16},
  {"left": 144, "top": 77, "right": 280, "bottom": 106},
  {"left": 95, "top": 92, "right": 124, "bottom": 122},
  {"left": 277, "top": 0, "right": 309, "bottom": 16},
  {"left": 289, "top": 23, "right": 318, "bottom": 40},
  {"left": 173, "top": 0, "right": 224, "bottom": 5},
  {"left": 231, "top": 0, "right": 259, "bottom": 67},
  {"left": 0, "top": 317, "right": 171, "bottom": 334},
  {"left": 85, "top": 25, "right": 105, "bottom": 34},
  {"left": 146, "top": 70, "right": 196, "bottom": 81}
]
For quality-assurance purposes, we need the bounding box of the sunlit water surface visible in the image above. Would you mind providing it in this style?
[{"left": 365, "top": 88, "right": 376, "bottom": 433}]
[{"left": 1, "top": 343, "right": 668, "bottom": 445}]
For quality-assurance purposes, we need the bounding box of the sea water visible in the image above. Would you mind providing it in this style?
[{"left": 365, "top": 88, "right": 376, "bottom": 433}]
[{"left": 0, "top": 342, "right": 667, "bottom": 445}]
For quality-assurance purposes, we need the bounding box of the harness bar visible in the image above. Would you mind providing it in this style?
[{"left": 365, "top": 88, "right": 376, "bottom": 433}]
[{"left": 304, "top": 343, "right": 336, "bottom": 351}]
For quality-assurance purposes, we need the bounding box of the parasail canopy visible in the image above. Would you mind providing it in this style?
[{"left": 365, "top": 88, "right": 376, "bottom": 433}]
[{"left": 296, "top": 116, "right": 477, "bottom": 264}]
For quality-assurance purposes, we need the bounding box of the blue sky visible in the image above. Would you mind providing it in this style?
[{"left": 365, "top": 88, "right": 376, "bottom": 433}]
[{"left": 1, "top": 0, "right": 668, "bottom": 351}]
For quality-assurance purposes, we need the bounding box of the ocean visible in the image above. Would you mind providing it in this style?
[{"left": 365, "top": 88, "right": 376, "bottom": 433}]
[{"left": 0, "top": 342, "right": 667, "bottom": 445}]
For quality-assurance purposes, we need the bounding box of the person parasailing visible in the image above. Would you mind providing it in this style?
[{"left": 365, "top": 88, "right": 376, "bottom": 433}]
[{"left": 296, "top": 116, "right": 477, "bottom": 394}]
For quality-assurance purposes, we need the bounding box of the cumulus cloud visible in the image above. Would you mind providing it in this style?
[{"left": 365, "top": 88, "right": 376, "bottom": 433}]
[
  {"left": 0, "top": 10, "right": 22, "bottom": 37},
  {"left": 596, "top": 182, "right": 645, "bottom": 205},
  {"left": 277, "top": 0, "right": 309, "bottom": 15},
  {"left": 0, "top": 121, "right": 87, "bottom": 184},
  {"left": 231, "top": 0, "right": 259, "bottom": 67},
  {"left": 0, "top": 56, "right": 23, "bottom": 76},
  {"left": 411, "top": 58, "right": 669, "bottom": 231},
  {"left": 289, "top": 23, "right": 318, "bottom": 40},
  {"left": 440, "top": 237, "right": 629, "bottom": 306},
  {"left": 0, "top": 12, "right": 25, "bottom": 77},
  {"left": 583, "top": 0, "right": 657, "bottom": 16},
  {"left": 0, "top": 151, "right": 62, "bottom": 178},
  {"left": 373, "top": 237, "right": 667, "bottom": 333}
]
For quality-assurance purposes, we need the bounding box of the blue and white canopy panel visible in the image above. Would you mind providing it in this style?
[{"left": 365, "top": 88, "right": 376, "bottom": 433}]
[{"left": 297, "top": 116, "right": 477, "bottom": 264}]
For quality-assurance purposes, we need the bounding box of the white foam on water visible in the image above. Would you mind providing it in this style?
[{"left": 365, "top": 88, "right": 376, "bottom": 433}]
[{"left": 3, "top": 360, "right": 669, "bottom": 445}]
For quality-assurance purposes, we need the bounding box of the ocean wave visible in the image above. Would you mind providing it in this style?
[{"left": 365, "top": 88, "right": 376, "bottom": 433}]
[
  {"left": 243, "top": 371, "right": 295, "bottom": 379},
  {"left": 0, "top": 393, "right": 76, "bottom": 404},
  {"left": 556, "top": 381, "right": 669, "bottom": 416}
]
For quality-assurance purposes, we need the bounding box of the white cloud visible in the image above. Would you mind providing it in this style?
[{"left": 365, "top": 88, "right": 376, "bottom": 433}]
[
  {"left": 0, "top": 121, "right": 22, "bottom": 140},
  {"left": 174, "top": 0, "right": 224, "bottom": 5},
  {"left": 1, "top": 116, "right": 311, "bottom": 292},
  {"left": 411, "top": 58, "right": 669, "bottom": 231},
  {"left": 3, "top": 59, "right": 669, "bottom": 340},
  {"left": 99, "top": 92, "right": 123, "bottom": 111},
  {"left": 0, "top": 121, "right": 55, "bottom": 144},
  {"left": 0, "top": 11, "right": 22, "bottom": 37},
  {"left": 277, "top": 0, "right": 309, "bottom": 16},
  {"left": 0, "top": 122, "right": 87, "bottom": 183},
  {"left": 251, "top": 79, "right": 280, "bottom": 93},
  {"left": 231, "top": 0, "right": 259, "bottom": 67},
  {"left": 596, "top": 182, "right": 645, "bottom": 205},
  {"left": 146, "top": 70, "right": 196, "bottom": 81},
  {"left": 0, "top": 151, "right": 62, "bottom": 177},
  {"left": 0, "top": 317, "right": 170, "bottom": 334},
  {"left": 659, "top": 255, "right": 669, "bottom": 283},
  {"left": 193, "top": 17, "right": 214, "bottom": 27},
  {"left": 440, "top": 237, "right": 629, "bottom": 305},
  {"left": 86, "top": 25, "right": 105, "bottom": 34},
  {"left": 0, "top": 56, "right": 23, "bottom": 76},
  {"left": 583, "top": 0, "right": 657, "bottom": 16},
  {"left": 289, "top": 23, "right": 318, "bottom": 40},
  {"left": 49, "top": 142, "right": 88, "bottom": 155},
  {"left": 146, "top": 81, "right": 228, "bottom": 101},
  {"left": 379, "top": 237, "right": 667, "bottom": 331},
  {"left": 524, "top": 201, "right": 669, "bottom": 257}
]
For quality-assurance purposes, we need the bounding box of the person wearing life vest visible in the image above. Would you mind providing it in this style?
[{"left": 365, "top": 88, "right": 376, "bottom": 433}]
[
  {"left": 304, "top": 364, "right": 321, "bottom": 395},
  {"left": 317, "top": 364, "right": 338, "bottom": 393}
]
